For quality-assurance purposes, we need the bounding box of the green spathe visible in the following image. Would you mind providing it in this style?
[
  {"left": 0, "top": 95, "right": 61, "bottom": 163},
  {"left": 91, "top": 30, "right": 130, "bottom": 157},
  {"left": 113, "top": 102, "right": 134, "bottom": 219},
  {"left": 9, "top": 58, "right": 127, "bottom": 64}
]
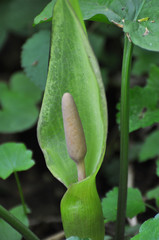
[
  {"left": 61, "top": 175, "right": 104, "bottom": 240},
  {"left": 37, "top": 0, "right": 107, "bottom": 239},
  {"left": 37, "top": 0, "right": 107, "bottom": 187}
]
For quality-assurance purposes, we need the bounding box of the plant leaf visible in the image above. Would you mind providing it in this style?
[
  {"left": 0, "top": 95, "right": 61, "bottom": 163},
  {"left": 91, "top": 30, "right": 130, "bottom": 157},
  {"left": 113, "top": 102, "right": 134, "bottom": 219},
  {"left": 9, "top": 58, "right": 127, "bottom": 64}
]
[
  {"left": 146, "top": 186, "right": 159, "bottom": 208},
  {"left": 0, "top": 205, "right": 29, "bottom": 240},
  {"left": 34, "top": 0, "right": 56, "bottom": 26},
  {"left": 0, "top": 72, "right": 42, "bottom": 133},
  {"left": 0, "top": 0, "right": 50, "bottom": 36},
  {"left": 102, "top": 187, "right": 145, "bottom": 222},
  {"left": 0, "top": 142, "right": 35, "bottom": 179},
  {"left": 139, "top": 130, "right": 159, "bottom": 162},
  {"left": 37, "top": 0, "right": 107, "bottom": 187},
  {"left": 34, "top": 0, "right": 159, "bottom": 51},
  {"left": 132, "top": 46, "right": 159, "bottom": 76},
  {"left": 10, "top": 72, "right": 42, "bottom": 103},
  {"left": 130, "top": 214, "right": 159, "bottom": 240},
  {"left": 67, "top": 238, "right": 91, "bottom": 240},
  {"left": 33, "top": 0, "right": 110, "bottom": 26},
  {"left": 21, "top": 30, "right": 50, "bottom": 90},
  {"left": 156, "top": 159, "right": 159, "bottom": 177},
  {"left": 21, "top": 30, "right": 106, "bottom": 91},
  {"left": 117, "top": 65, "right": 159, "bottom": 132}
]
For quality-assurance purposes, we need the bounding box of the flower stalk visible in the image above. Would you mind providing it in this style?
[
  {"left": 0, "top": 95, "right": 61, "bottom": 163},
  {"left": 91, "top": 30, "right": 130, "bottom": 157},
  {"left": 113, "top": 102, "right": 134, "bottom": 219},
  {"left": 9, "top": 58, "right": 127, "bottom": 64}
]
[{"left": 115, "top": 34, "right": 133, "bottom": 240}]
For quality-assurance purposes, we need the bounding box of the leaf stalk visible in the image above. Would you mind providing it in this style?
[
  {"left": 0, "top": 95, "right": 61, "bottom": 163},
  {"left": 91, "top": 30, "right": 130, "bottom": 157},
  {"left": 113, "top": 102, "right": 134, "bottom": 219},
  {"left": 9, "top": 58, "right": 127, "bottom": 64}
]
[
  {"left": 0, "top": 205, "right": 39, "bottom": 240},
  {"left": 14, "top": 171, "right": 27, "bottom": 215}
]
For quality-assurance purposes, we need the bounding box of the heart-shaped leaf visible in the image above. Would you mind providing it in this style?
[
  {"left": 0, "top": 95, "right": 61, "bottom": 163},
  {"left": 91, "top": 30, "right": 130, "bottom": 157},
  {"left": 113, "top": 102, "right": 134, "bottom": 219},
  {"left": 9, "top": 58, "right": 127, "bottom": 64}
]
[
  {"left": 0, "top": 142, "right": 35, "bottom": 180},
  {"left": 37, "top": 0, "right": 107, "bottom": 187}
]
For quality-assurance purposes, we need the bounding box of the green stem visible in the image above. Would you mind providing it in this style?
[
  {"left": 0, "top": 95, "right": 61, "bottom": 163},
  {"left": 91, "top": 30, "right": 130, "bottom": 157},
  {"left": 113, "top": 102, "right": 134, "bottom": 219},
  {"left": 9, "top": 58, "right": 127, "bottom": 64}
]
[
  {"left": 115, "top": 34, "right": 133, "bottom": 240},
  {"left": 0, "top": 205, "right": 40, "bottom": 240},
  {"left": 14, "top": 171, "right": 27, "bottom": 215}
]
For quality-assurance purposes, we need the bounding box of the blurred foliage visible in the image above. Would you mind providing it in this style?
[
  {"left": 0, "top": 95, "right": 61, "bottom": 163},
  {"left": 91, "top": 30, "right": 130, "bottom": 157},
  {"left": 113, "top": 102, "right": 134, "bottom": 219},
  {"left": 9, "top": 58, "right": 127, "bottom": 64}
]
[
  {"left": 0, "top": 205, "right": 29, "bottom": 240},
  {"left": 117, "top": 65, "right": 159, "bottom": 132},
  {"left": 21, "top": 30, "right": 50, "bottom": 90},
  {"left": 132, "top": 46, "right": 159, "bottom": 76},
  {"left": 102, "top": 187, "right": 145, "bottom": 223},
  {"left": 0, "top": 0, "right": 50, "bottom": 50},
  {"left": 0, "top": 72, "right": 42, "bottom": 133},
  {"left": 67, "top": 238, "right": 91, "bottom": 240},
  {"left": 146, "top": 186, "right": 159, "bottom": 208},
  {"left": 139, "top": 130, "right": 159, "bottom": 162}
]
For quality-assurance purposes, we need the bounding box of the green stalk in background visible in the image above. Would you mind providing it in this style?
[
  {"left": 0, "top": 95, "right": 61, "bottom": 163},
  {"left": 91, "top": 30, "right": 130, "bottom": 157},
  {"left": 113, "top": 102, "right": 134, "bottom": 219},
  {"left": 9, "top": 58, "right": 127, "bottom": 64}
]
[
  {"left": 14, "top": 171, "right": 27, "bottom": 215},
  {"left": 0, "top": 205, "right": 39, "bottom": 240},
  {"left": 115, "top": 35, "right": 133, "bottom": 240}
]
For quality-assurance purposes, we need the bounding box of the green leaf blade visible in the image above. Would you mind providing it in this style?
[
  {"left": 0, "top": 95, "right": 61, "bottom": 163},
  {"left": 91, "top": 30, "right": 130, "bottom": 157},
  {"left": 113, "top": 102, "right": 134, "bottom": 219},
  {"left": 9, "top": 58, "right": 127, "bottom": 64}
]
[
  {"left": 117, "top": 65, "right": 159, "bottom": 132},
  {"left": 21, "top": 30, "right": 50, "bottom": 90},
  {"left": 139, "top": 130, "right": 159, "bottom": 162},
  {"left": 34, "top": 0, "right": 159, "bottom": 51},
  {"left": 146, "top": 186, "right": 159, "bottom": 208},
  {"left": 0, "top": 143, "right": 35, "bottom": 180},
  {"left": 0, "top": 72, "right": 42, "bottom": 133},
  {"left": 67, "top": 238, "right": 91, "bottom": 240},
  {"left": 131, "top": 214, "right": 159, "bottom": 240},
  {"left": 37, "top": 0, "right": 107, "bottom": 187},
  {"left": 102, "top": 187, "right": 145, "bottom": 222}
]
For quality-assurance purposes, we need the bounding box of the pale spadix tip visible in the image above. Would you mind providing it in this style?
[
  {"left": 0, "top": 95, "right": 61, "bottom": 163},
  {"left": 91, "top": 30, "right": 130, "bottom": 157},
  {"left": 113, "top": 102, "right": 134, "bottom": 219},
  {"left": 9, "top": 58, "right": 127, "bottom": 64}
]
[{"left": 62, "top": 92, "right": 87, "bottom": 164}]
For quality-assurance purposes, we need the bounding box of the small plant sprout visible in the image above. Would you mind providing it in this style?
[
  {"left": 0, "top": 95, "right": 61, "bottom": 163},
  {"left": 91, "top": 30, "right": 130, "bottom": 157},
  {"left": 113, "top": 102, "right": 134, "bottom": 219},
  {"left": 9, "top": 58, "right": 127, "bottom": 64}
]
[{"left": 62, "top": 92, "right": 87, "bottom": 181}]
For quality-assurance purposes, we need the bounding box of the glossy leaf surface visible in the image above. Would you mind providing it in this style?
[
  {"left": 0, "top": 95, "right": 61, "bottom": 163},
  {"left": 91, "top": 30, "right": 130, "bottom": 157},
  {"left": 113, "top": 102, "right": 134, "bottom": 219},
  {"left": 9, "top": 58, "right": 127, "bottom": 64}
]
[
  {"left": 34, "top": 0, "right": 159, "bottom": 51},
  {"left": 37, "top": 0, "right": 107, "bottom": 187},
  {"left": 0, "top": 205, "right": 29, "bottom": 240},
  {"left": 0, "top": 142, "right": 34, "bottom": 179}
]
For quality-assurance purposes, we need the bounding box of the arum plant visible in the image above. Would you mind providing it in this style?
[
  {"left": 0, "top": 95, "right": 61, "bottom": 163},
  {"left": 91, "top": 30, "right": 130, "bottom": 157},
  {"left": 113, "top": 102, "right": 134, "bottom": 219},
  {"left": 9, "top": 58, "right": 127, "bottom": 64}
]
[{"left": 37, "top": 0, "right": 108, "bottom": 239}]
